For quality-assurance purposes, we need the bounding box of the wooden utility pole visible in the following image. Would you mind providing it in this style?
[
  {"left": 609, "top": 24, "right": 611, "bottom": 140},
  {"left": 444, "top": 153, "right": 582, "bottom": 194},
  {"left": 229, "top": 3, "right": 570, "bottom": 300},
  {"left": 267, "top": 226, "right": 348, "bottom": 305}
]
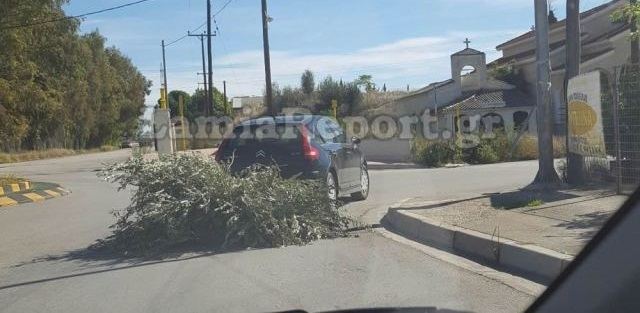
[
  {"left": 261, "top": 0, "right": 274, "bottom": 115},
  {"left": 189, "top": 32, "right": 211, "bottom": 115},
  {"left": 534, "top": 0, "right": 561, "bottom": 184},
  {"left": 207, "top": 0, "right": 215, "bottom": 116},
  {"left": 565, "top": 0, "right": 584, "bottom": 184},
  {"left": 161, "top": 40, "right": 169, "bottom": 109}
]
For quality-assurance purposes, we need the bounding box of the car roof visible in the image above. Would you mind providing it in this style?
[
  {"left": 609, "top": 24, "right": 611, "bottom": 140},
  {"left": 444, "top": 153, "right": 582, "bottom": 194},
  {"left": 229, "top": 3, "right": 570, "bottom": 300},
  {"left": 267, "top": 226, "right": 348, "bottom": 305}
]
[{"left": 237, "top": 115, "right": 326, "bottom": 127}]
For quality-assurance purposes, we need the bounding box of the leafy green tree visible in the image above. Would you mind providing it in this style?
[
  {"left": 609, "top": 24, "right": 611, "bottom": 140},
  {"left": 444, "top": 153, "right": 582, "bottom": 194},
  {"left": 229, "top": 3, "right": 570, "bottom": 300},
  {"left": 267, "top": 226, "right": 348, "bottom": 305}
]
[
  {"left": 186, "top": 88, "right": 228, "bottom": 117},
  {"left": 0, "top": 1, "right": 150, "bottom": 151},
  {"left": 301, "top": 70, "right": 315, "bottom": 95},
  {"left": 168, "top": 90, "right": 192, "bottom": 118},
  {"left": 356, "top": 74, "right": 376, "bottom": 92}
]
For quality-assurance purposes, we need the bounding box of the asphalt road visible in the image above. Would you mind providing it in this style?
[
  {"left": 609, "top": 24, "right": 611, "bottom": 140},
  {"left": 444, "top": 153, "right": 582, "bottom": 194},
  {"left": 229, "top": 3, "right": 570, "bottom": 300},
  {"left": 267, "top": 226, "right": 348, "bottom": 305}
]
[{"left": 0, "top": 150, "right": 540, "bottom": 313}]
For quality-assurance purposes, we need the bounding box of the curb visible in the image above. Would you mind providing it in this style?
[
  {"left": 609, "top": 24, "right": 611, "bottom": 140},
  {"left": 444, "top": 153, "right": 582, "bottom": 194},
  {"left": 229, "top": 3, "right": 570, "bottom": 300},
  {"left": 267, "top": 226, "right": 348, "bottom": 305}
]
[
  {"left": 0, "top": 181, "right": 32, "bottom": 196},
  {"left": 367, "top": 163, "right": 423, "bottom": 170},
  {"left": 383, "top": 208, "right": 574, "bottom": 283},
  {"left": 0, "top": 185, "right": 70, "bottom": 207}
]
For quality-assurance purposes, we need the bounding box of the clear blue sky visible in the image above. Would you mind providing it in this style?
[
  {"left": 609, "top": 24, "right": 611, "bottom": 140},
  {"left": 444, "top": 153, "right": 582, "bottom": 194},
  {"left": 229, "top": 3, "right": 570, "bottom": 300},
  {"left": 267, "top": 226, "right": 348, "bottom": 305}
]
[{"left": 64, "top": 0, "right": 609, "bottom": 104}]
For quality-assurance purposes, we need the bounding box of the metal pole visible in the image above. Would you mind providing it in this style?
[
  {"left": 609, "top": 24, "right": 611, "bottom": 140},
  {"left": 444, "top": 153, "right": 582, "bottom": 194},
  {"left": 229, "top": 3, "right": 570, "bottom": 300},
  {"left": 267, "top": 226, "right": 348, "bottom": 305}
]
[
  {"left": 261, "top": 0, "right": 274, "bottom": 115},
  {"left": 161, "top": 40, "right": 169, "bottom": 109},
  {"left": 223, "top": 80, "right": 227, "bottom": 114},
  {"left": 612, "top": 67, "right": 623, "bottom": 194},
  {"left": 207, "top": 0, "right": 214, "bottom": 116},
  {"left": 534, "top": 0, "right": 561, "bottom": 184}
]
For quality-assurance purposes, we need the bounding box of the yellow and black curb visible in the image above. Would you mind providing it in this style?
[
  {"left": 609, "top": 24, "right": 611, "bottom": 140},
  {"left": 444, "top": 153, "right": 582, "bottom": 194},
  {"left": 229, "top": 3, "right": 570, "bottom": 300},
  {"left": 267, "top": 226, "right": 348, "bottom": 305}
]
[
  {"left": 0, "top": 182, "right": 70, "bottom": 207},
  {"left": 0, "top": 181, "right": 32, "bottom": 195}
]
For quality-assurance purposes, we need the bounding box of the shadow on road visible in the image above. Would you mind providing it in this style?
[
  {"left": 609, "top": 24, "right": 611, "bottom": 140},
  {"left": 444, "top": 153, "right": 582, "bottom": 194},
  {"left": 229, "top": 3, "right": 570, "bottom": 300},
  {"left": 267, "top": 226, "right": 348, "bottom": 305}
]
[
  {"left": 2, "top": 242, "right": 271, "bottom": 292},
  {"left": 551, "top": 210, "right": 614, "bottom": 241}
]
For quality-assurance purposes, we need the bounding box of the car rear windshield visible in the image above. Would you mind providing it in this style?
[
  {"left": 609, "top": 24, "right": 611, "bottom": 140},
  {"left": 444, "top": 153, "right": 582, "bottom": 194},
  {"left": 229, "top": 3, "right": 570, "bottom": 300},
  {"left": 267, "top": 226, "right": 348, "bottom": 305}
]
[{"left": 225, "top": 123, "right": 303, "bottom": 150}]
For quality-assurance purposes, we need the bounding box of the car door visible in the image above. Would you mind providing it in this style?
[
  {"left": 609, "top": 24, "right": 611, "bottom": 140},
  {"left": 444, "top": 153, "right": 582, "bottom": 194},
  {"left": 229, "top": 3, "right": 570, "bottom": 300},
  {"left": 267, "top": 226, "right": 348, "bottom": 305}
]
[{"left": 316, "top": 118, "right": 359, "bottom": 188}]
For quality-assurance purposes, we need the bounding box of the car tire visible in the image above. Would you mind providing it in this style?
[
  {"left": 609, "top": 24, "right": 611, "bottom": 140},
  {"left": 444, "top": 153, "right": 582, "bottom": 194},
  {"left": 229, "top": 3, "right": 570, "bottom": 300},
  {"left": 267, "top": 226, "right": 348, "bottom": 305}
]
[
  {"left": 351, "top": 163, "right": 369, "bottom": 201},
  {"left": 327, "top": 170, "right": 338, "bottom": 201}
]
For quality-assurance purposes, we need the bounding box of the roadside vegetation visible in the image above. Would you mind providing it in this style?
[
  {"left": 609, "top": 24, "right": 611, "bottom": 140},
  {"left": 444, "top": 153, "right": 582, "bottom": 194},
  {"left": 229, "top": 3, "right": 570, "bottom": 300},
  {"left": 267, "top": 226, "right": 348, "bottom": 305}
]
[
  {"left": 411, "top": 132, "right": 565, "bottom": 167},
  {"left": 0, "top": 146, "right": 117, "bottom": 164},
  {"left": 0, "top": 174, "right": 27, "bottom": 185},
  {"left": 97, "top": 153, "right": 352, "bottom": 254},
  {"left": 1, "top": 2, "right": 150, "bottom": 153}
]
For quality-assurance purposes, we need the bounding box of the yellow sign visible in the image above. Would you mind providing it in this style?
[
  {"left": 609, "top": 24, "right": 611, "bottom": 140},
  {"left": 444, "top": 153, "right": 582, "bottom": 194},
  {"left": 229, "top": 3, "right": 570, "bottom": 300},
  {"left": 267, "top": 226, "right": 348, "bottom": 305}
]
[
  {"left": 160, "top": 88, "right": 167, "bottom": 109},
  {"left": 331, "top": 99, "right": 338, "bottom": 118},
  {"left": 568, "top": 100, "right": 598, "bottom": 136},
  {"left": 566, "top": 71, "right": 605, "bottom": 157}
]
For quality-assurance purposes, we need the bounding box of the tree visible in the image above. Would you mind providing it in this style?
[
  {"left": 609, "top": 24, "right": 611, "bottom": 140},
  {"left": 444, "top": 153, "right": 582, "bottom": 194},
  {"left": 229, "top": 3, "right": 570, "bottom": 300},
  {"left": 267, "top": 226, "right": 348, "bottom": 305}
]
[
  {"left": 168, "top": 90, "right": 192, "bottom": 119},
  {"left": 340, "top": 82, "right": 363, "bottom": 115},
  {"left": 611, "top": 0, "right": 640, "bottom": 64},
  {"left": 317, "top": 77, "right": 341, "bottom": 112},
  {"left": 548, "top": 9, "right": 558, "bottom": 23},
  {"left": 382, "top": 83, "right": 387, "bottom": 92},
  {"left": 356, "top": 74, "right": 376, "bottom": 92},
  {"left": 188, "top": 87, "right": 226, "bottom": 117},
  {"left": 301, "top": 70, "right": 315, "bottom": 95},
  {"left": 0, "top": 1, "right": 150, "bottom": 151}
]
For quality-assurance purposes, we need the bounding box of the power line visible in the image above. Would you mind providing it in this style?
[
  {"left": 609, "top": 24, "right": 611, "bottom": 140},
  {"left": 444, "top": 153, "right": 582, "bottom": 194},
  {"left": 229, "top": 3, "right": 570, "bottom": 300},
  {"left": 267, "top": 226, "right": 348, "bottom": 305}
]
[
  {"left": 165, "top": 34, "right": 188, "bottom": 47},
  {"left": 213, "top": 0, "right": 235, "bottom": 17},
  {"left": 0, "top": 0, "right": 153, "bottom": 31},
  {"left": 163, "top": 0, "right": 233, "bottom": 49}
]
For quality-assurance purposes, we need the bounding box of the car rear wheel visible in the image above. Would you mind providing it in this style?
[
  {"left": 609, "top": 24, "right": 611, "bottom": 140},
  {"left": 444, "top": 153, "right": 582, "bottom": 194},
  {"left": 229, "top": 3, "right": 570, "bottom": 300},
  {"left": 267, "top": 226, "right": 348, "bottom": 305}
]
[
  {"left": 351, "top": 163, "right": 369, "bottom": 201},
  {"left": 327, "top": 171, "right": 338, "bottom": 201}
]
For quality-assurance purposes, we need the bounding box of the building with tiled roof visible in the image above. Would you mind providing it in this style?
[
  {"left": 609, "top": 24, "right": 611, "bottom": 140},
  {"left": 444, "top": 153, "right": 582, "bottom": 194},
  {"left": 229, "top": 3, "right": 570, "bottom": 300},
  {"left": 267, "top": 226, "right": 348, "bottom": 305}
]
[{"left": 490, "top": 0, "right": 634, "bottom": 133}]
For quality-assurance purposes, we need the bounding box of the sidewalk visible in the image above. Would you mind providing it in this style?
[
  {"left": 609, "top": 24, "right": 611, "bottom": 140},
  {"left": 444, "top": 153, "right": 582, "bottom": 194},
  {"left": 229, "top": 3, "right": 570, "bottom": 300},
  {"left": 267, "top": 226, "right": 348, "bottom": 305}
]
[{"left": 383, "top": 187, "right": 627, "bottom": 283}]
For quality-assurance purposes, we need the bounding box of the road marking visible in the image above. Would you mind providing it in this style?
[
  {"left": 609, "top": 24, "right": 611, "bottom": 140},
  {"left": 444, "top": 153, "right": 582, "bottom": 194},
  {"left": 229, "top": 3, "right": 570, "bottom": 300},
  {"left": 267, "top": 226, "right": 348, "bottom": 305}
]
[
  {"left": 9, "top": 184, "right": 20, "bottom": 192},
  {"left": 20, "top": 181, "right": 30, "bottom": 190},
  {"left": 0, "top": 197, "right": 18, "bottom": 207},
  {"left": 43, "top": 190, "right": 61, "bottom": 197},
  {"left": 22, "top": 193, "right": 45, "bottom": 202}
]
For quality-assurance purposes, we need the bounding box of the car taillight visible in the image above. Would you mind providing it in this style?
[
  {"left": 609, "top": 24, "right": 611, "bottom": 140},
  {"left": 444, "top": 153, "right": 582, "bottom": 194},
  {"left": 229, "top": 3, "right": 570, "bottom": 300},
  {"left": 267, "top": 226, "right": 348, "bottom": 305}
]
[{"left": 299, "top": 125, "right": 319, "bottom": 161}]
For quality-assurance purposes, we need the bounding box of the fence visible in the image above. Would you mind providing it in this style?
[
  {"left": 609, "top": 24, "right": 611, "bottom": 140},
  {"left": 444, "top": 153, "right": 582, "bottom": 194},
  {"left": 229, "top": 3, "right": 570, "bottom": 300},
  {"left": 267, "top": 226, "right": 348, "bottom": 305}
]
[{"left": 585, "top": 65, "right": 640, "bottom": 194}]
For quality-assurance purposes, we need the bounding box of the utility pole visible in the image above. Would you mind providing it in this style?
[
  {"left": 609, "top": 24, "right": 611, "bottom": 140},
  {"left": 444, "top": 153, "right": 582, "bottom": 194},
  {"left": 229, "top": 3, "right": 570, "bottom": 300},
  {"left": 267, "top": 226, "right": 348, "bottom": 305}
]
[
  {"left": 161, "top": 40, "right": 169, "bottom": 109},
  {"left": 223, "top": 80, "right": 228, "bottom": 114},
  {"left": 261, "top": 0, "right": 274, "bottom": 115},
  {"left": 207, "top": 0, "right": 215, "bottom": 116},
  {"left": 189, "top": 32, "right": 211, "bottom": 115},
  {"left": 565, "top": 0, "right": 584, "bottom": 184},
  {"left": 534, "top": 0, "right": 561, "bottom": 184}
]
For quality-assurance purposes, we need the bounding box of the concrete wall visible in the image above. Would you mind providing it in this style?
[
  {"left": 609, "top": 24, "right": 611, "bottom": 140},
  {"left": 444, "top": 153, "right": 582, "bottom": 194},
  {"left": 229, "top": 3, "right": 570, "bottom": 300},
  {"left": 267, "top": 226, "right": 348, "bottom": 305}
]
[{"left": 360, "top": 138, "right": 412, "bottom": 163}]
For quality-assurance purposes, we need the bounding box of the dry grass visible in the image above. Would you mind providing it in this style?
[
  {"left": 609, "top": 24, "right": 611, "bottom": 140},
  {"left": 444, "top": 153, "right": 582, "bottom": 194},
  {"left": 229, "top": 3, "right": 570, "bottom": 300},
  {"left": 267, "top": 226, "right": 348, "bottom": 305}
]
[
  {"left": 359, "top": 91, "right": 409, "bottom": 112},
  {"left": 0, "top": 146, "right": 118, "bottom": 164},
  {"left": 514, "top": 135, "right": 566, "bottom": 160},
  {"left": 0, "top": 174, "right": 26, "bottom": 185}
]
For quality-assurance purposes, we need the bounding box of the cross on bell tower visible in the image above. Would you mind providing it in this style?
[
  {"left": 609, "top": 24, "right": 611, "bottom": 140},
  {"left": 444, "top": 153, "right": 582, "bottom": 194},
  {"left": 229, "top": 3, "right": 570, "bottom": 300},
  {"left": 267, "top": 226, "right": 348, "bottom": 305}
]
[{"left": 463, "top": 38, "right": 471, "bottom": 49}]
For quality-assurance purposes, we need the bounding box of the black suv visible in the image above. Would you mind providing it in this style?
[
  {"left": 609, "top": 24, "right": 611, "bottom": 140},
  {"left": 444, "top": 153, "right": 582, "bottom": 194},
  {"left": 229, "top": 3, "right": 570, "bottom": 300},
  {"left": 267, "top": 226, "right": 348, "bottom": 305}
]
[{"left": 214, "top": 115, "right": 369, "bottom": 201}]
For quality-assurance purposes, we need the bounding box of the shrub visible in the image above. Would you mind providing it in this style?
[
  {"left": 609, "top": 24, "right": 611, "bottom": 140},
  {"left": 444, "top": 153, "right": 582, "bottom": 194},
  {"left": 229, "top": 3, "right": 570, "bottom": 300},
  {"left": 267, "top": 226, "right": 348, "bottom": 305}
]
[
  {"left": 411, "top": 139, "right": 455, "bottom": 167},
  {"left": 475, "top": 144, "right": 500, "bottom": 164},
  {"left": 98, "top": 153, "right": 351, "bottom": 254},
  {"left": 514, "top": 135, "right": 566, "bottom": 160},
  {"left": 467, "top": 132, "right": 510, "bottom": 164}
]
